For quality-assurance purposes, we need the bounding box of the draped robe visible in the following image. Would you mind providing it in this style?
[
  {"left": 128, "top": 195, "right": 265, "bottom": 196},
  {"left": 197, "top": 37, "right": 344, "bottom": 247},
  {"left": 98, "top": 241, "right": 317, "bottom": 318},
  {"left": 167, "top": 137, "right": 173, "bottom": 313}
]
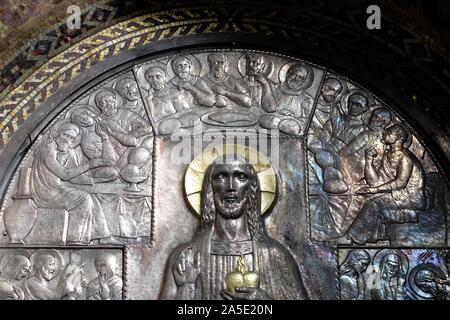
[{"left": 168, "top": 226, "right": 308, "bottom": 300}]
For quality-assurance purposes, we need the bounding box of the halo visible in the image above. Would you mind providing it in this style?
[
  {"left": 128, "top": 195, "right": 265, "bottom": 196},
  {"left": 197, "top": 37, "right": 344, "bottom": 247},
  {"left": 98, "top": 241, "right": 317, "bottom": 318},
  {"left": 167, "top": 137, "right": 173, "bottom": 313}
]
[
  {"left": 373, "top": 249, "right": 409, "bottom": 275},
  {"left": 184, "top": 144, "right": 277, "bottom": 216},
  {"left": 65, "top": 104, "right": 100, "bottom": 122},
  {"left": 340, "top": 89, "right": 375, "bottom": 116},
  {"left": 30, "top": 249, "right": 64, "bottom": 278},
  {"left": 321, "top": 75, "right": 348, "bottom": 103},
  {"left": 113, "top": 75, "right": 138, "bottom": 94},
  {"left": 49, "top": 120, "right": 82, "bottom": 148},
  {"left": 237, "top": 53, "right": 274, "bottom": 79},
  {"left": 87, "top": 87, "right": 123, "bottom": 111},
  {"left": 199, "top": 52, "right": 227, "bottom": 78},
  {"left": 278, "top": 62, "right": 314, "bottom": 89},
  {"left": 363, "top": 104, "right": 388, "bottom": 124},
  {"left": 407, "top": 263, "right": 446, "bottom": 299},
  {"left": 135, "top": 62, "right": 168, "bottom": 93},
  {"left": 1, "top": 249, "right": 32, "bottom": 260},
  {"left": 0, "top": 249, "right": 32, "bottom": 267},
  {"left": 167, "top": 54, "right": 202, "bottom": 80},
  {"left": 50, "top": 119, "right": 70, "bottom": 139}
]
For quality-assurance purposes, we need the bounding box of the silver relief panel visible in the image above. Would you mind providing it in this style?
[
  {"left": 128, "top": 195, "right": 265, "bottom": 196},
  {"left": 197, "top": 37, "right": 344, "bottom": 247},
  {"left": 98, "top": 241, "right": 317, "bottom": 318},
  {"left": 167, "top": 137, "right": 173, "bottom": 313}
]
[
  {"left": 134, "top": 51, "right": 324, "bottom": 137},
  {"left": 0, "top": 248, "right": 123, "bottom": 300},
  {"left": 307, "top": 74, "right": 447, "bottom": 247},
  {"left": 338, "top": 248, "right": 450, "bottom": 300},
  {"left": 0, "top": 49, "right": 448, "bottom": 300},
  {"left": 0, "top": 71, "right": 154, "bottom": 246}
]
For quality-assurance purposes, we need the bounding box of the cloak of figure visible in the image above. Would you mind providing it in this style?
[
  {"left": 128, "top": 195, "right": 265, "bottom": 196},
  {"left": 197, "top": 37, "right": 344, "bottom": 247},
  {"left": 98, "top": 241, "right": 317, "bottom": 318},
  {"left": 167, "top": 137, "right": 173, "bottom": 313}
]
[
  {"left": 339, "top": 249, "right": 370, "bottom": 300},
  {"left": 0, "top": 252, "right": 31, "bottom": 300},
  {"left": 30, "top": 123, "right": 111, "bottom": 243},
  {"left": 86, "top": 253, "right": 123, "bottom": 300},
  {"left": 370, "top": 251, "right": 408, "bottom": 300}
]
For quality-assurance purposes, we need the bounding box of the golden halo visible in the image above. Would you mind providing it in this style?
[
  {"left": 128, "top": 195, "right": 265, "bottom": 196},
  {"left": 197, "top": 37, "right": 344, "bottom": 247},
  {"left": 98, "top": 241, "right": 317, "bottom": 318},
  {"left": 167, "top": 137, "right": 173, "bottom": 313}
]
[{"left": 184, "top": 144, "right": 277, "bottom": 216}]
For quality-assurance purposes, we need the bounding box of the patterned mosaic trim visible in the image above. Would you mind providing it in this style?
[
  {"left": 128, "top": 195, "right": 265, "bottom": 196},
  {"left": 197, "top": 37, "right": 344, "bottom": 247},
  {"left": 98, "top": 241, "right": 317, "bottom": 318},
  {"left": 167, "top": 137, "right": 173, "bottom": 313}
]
[{"left": 0, "top": 5, "right": 449, "bottom": 152}]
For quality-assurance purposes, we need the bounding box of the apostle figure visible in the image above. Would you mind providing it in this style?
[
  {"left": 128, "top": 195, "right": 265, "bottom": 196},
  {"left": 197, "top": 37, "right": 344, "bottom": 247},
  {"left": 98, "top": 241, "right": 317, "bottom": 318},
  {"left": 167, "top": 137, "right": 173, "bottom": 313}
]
[
  {"left": 259, "top": 63, "right": 314, "bottom": 136},
  {"left": 275, "top": 63, "right": 314, "bottom": 120},
  {"left": 69, "top": 106, "right": 119, "bottom": 181},
  {"left": 313, "top": 77, "right": 344, "bottom": 131},
  {"left": 144, "top": 65, "right": 180, "bottom": 122},
  {"left": 239, "top": 53, "right": 277, "bottom": 112},
  {"left": 31, "top": 122, "right": 114, "bottom": 244},
  {"left": 0, "top": 251, "right": 31, "bottom": 300},
  {"left": 202, "top": 53, "right": 251, "bottom": 108},
  {"left": 339, "top": 107, "right": 393, "bottom": 185},
  {"left": 324, "top": 92, "right": 370, "bottom": 151},
  {"left": 168, "top": 56, "right": 215, "bottom": 108},
  {"left": 339, "top": 249, "right": 370, "bottom": 300},
  {"left": 370, "top": 250, "right": 408, "bottom": 300},
  {"left": 24, "top": 250, "right": 86, "bottom": 300},
  {"left": 86, "top": 253, "right": 123, "bottom": 300},
  {"left": 114, "top": 77, "right": 146, "bottom": 117},
  {"left": 346, "top": 124, "right": 426, "bottom": 244}
]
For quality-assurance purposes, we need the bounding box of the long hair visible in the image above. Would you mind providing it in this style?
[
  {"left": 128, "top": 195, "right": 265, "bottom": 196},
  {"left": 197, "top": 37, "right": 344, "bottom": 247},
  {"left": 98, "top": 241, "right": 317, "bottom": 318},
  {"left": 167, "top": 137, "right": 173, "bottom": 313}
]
[
  {"left": 199, "top": 156, "right": 266, "bottom": 242},
  {"left": 379, "top": 253, "right": 407, "bottom": 280},
  {"left": 0, "top": 253, "right": 30, "bottom": 281},
  {"left": 340, "top": 249, "right": 370, "bottom": 275}
]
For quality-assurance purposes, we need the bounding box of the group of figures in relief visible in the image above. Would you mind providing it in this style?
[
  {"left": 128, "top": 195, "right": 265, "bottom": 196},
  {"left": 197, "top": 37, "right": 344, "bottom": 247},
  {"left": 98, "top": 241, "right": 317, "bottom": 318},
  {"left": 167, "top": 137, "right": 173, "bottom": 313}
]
[
  {"left": 139, "top": 52, "right": 315, "bottom": 136},
  {"left": 3, "top": 75, "right": 154, "bottom": 245},
  {"left": 0, "top": 50, "right": 448, "bottom": 301},
  {"left": 307, "top": 75, "right": 444, "bottom": 246},
  {"left": 339, "top": 249, "right": 450, "bottom": 300},
  {"left": 0, "top": 249, "right": 122, "bottom": 300}
]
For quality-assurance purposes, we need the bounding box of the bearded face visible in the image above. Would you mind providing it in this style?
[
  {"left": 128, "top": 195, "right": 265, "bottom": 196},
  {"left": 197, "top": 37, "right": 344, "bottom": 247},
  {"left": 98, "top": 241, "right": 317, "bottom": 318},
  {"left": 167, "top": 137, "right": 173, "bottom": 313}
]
[
  {"left": 97, "top": 94, "right": 118, "bottom": 116},
  {"left": 285, "top": 66, "right": 307, "bottom": 90},
  {"left": 174, "top": 59, "right": 192, "bottom": 80},
  {"left": 14, "top": 259, "right": 31, "bottom": 281},
  {"left": 211, "top": 162, "right": 253, "bottom": 220},
  {"left": 383, "top": 255, "right": 400, "bottom": 277},
  {"left": 321, "top": 80, "right": 342, "bottom": 103},
  {"left": 55, "top": 129, "right": 78, "bottom": 152},
  {"left": 210, "top": 59, "right": 227, "bottom": 79},
  {"left": 246, "top": 56, "right": 265, "bottom": 76},
  {"left": 416, "top": 270, "right": 438, "bottom": 297},
  {"left": 118, "top": 81, "right": 139, "bottom": 101},
  {"left": 40, "top": 256, "right": 57, "bottom": 281}
]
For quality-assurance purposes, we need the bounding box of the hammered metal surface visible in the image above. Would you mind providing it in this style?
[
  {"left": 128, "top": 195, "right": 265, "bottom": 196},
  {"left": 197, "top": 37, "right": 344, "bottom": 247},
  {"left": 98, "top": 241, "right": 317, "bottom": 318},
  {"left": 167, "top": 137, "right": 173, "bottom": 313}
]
[{"left": 0, "top": 49, "right": 448, "bottom": 300}]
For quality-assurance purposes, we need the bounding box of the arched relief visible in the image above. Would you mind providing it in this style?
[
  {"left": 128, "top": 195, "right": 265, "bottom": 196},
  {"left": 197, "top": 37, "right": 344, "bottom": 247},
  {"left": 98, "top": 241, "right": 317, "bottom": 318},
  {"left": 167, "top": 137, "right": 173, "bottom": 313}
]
[{"left": 0, "top": 49, "right": 447, "bottom": 300}]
